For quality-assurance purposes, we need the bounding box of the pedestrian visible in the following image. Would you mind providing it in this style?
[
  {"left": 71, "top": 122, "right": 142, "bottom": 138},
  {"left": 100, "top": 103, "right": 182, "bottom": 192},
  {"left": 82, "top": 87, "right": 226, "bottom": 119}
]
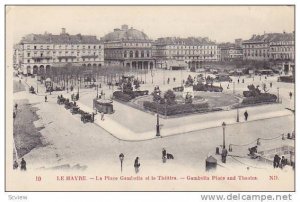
[
  {"left": 15, "top": 103, "right": 18, "bottom": 110},
  {"left": 101, "top": 111, "right": 104, "bottom": 121},
  {"left": 289, "top": 92, "right": 292, "bottom": 99},
  {"left": 265, "top": 76, "right": 267, "bottom": 80},
  {"left": 280, "top": 156, "right": 286, "bottom": 168},
  {"left": 45, "top": 95, "right": 47, "bottom": 102},
  {"left": 173, "top": 77, "right": 176, "bottom": 82},
  {"left": 227, "top": 84, "right": 230, "bottom": 89},
  {"left": 221, "top": 147, "right": 228, "bottom": 163},
  {"left": 20, "top": 158, "right": 26, "bottom": 171},
  {"left": 242, "top": 79, "right": 244, "bottom": 83},
  {"left": 134, "top": 157, "right": 140, "bottom": 173},
  {"left": 238, "top": 79, "right": 240, "bottom": 84},
  {"left": 273, "top": 155, "right": 281, "bottom": 168},
  {"left": 13, "top": 160, "right": 19, "bottom": 170},
  {"left": 244, "top": 110, "right": 248, "bottom": 121},
  {"left": 162, "top": 148, "right": 167, "bottom": 163},
  {"left": 167, "top": 78, "right": 170, "bottom": 84},
  {"left": 270, "top": 82, "right": 272, "bottom": 88}
]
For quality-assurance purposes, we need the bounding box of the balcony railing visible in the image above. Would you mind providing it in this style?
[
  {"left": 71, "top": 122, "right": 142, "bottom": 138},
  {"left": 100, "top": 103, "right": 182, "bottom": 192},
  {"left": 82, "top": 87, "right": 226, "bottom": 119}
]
[
  {"left": 81, "top": 55, "right": 98, "bottom": 59},
  {"left": 57, "top": 56, "right": 77, "bottom": 59},
  {"left": 31, "top": 56, "right": 52, "bottom": 59}
]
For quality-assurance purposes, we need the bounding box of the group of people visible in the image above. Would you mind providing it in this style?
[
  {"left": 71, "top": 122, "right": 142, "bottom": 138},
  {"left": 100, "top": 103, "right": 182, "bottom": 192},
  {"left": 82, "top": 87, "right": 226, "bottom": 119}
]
[
  {"left": 122, "top": 148, "right": 174, "bottom": 174},
  {"left": 13, "top": 158, "right": 27, "bottom": 171},
  {"left": 273, "top": 155, "right": 288, "bottom": 169},
  {"left": 166, "top": 77, "right": 177, "bottom": 85}
]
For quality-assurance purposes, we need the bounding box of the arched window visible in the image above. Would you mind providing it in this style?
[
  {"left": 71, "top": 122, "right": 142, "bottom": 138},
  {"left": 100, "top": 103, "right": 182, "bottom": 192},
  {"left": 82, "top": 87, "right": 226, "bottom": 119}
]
[
  {"left": 130, "top": 51, "right": 133, "bottom": 58},
  {"left": 135, "top": 51, "right": 139, "bottom": 58},
  {"left": 147, "top": 50, "right": 150, "bottom": 57}
]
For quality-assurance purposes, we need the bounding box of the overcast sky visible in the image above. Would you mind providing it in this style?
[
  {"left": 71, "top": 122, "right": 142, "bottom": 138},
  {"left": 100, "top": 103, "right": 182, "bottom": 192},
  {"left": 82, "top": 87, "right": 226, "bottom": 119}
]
[{"left": 7, "top": 6, "right": 294, "bottom": 44}]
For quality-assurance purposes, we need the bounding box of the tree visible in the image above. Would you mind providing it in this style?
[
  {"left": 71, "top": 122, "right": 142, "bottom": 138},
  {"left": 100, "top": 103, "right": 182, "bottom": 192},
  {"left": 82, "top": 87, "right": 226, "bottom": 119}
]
[
  {"left": 262, "top": 83, "right": 269, "bottom": 93},
  {"left": 185, "top": 75, "right": 194, "bottom": 86},
  {"left": 152, "top": 86, "right": 162, "bottom": 102},
  {"left": 164, "top": 90, "right": 176, "bottom": 105},
  {"left": 185, "top": 93, "right": 193, "bottom": 104},
  {"left": 247, "top": 84, "right": 261, "bottom": 96}
]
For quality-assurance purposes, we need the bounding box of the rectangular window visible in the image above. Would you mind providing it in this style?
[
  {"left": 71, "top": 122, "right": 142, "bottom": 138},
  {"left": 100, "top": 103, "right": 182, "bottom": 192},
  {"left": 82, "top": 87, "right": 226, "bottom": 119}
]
[
  {"left": 27, "top": 53, "right": 30, "bottom": 57},
  {"left": 34, "top": 46, "right": 37, "bottom": 49}
]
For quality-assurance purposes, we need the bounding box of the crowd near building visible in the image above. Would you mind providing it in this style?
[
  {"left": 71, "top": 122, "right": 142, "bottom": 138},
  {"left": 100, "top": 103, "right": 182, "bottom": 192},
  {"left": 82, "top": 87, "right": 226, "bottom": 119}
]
[{"left": 13, "top": 25, "right": 295, "bottom": 74}]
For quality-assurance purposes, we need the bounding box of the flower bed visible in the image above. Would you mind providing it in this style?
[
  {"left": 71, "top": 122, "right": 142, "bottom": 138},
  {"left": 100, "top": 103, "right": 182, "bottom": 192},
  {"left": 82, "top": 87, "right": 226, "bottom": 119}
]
[{"left": 143, "top": 101, "right": 212, "bottom": 116}]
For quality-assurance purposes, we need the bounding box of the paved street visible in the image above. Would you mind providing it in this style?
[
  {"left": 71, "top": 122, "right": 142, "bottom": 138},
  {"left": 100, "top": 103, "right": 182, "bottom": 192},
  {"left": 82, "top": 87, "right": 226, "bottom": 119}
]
[{"left": 13, "top": 74, "right": 295, "bottom": 175}]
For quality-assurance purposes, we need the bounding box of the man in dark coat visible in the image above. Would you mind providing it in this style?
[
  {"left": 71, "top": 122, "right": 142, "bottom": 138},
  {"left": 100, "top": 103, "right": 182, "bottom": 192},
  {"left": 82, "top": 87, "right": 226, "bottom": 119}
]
[
  {"left": 273, "top": 155, "right": 281, "bottom": 168},
  {"left": 134, "top": 157, "right": 140, "bottom": 173},
  {"left": 20, "top": 158, "right": 26, "bottom": 171},
  {"left": 289, "top": 92, "right": 293, "bottom": 99},
  {"left": 13, "top": 160, "right": 18, "bottom": 170},
  {"left": 45, "top": 95, "right": 47, "bottom": 102},
  {"left": 162, "top": 148, "right": 167, "bottom": 163},
  {"left": 244, "top": 110, "right": 248, "bottom": 121}
]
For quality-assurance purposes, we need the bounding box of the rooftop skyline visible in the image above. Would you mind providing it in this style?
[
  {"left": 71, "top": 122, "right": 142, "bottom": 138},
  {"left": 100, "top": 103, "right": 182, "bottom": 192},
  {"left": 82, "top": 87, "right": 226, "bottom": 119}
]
[{"left": 7, "top": 6, "right": 295, "bottom": 44}]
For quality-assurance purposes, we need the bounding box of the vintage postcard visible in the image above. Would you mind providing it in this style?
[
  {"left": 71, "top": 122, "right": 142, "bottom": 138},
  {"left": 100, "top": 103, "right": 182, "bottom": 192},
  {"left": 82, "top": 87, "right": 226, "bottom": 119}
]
[{"left": 5, "top": 5, "right": 295, "bottom": 191}]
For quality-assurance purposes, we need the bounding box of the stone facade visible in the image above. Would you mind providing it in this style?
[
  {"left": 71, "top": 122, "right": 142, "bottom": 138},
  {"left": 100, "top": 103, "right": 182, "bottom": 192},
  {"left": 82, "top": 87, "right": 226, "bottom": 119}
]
[
  {"left": 242, "top": 32, "right": 295, "bottom": 61},
  {"left": 14, "top": 28, "right": 104, "bottom": 75},
  {"left": 102, "top": 25, "right": 155, "bottom": 70}
]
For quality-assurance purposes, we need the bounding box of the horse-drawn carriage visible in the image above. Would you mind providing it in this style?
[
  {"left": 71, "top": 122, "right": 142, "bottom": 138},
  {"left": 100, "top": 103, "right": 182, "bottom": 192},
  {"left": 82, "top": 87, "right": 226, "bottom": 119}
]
[
  {"left": 70, "top": 106, "right": 80, "bottom": 114},
  {"left": 71, "top": 93, "right": 79, "bottom": 101},
  {"left": 57, "top": 96, "right": 66, "bottom": 105},
  {"left": 84, "top": 83, "right": 96, "bottom": 89},
  {"left": 29, "top": 86, "right": 36, "bottom": 94},
  {"left": 64, "top": 99, "right": 77, "bottom": 110},
  {"left": 80, "top": 112, "right": 95, "bottom": 123}
]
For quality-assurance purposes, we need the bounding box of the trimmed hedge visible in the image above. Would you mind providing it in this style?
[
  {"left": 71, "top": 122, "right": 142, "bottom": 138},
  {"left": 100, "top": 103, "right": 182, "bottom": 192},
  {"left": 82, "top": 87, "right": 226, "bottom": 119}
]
[
  {"left": 173, "top": 86, "right": 184, "bottom": 92},
  {"left": 143, "top": 101, "right": 210, "bottom": 116},
  {"left": 113, "top": 90, "right": 149, "bottom": 102},
  {"left": 193, "top": 84, "right": 223, "bottom": 92},
  {"left": 113, "top": 91, "right": 132, "bottom": 102},
  {"left": 242, "top": 93, "right": 277, "bottom": 105},
  {"left": 278, "top": 76, "right": 294, "bottom": 83}
]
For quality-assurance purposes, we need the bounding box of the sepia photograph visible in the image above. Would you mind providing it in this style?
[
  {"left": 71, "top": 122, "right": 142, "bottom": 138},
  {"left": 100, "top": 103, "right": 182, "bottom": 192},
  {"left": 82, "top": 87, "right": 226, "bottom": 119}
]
[{"left": 5, "top": 5, "right": 295, "bottom": 191}]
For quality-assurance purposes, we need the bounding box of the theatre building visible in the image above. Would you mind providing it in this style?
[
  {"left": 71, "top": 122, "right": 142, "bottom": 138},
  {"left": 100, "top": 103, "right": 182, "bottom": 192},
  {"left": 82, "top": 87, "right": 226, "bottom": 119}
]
[{"left": 102, "top": 24, "right": 155, "bottom": 70}]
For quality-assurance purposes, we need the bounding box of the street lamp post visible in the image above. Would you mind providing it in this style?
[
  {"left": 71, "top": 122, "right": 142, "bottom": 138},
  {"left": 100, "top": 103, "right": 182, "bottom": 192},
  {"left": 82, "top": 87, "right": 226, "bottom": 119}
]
[
  {"left": 156, "top": 92, "right": 161, "bottom": 137},
  {"left": 163, "top": 62, "right": 165, "bottom": 85},
  {"left": 156, "top": 112, "right": 160, "bottom": 137},
  {"left": 36, "top": 74, "right": 39, "bottom": 93},
  {"left": 77, "top": 85, "right": 80, "bottom": 99},
  {"left": 119, "top": 153, "right": 124, "bottom": 172},
  {"left": 96, "top": 85, "right": 99, "bottom": 99},
  {"left": 277, "top": 87, "right": 280, "bottom": 103},
  {"left": 222, "top": 122, "right": 226, "bottom": 149},
  {"left": 233, "top": 82, "right": 235, "bottom": 94},
  {"left": 236, "top": 108, "right": 239, "bottom": 122},
  {"left": 180, "top": 68, "right": 183, "bottom": 87}
]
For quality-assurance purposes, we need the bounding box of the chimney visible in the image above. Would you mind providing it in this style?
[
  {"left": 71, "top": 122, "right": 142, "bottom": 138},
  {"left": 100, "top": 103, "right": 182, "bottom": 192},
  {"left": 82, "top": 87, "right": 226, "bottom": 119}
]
[
  {"left": 121, "top": 24, "right": 128, "bottom": 30},
  {"left": 61, "top": 28, "right": 66, "bottom": 34}
]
